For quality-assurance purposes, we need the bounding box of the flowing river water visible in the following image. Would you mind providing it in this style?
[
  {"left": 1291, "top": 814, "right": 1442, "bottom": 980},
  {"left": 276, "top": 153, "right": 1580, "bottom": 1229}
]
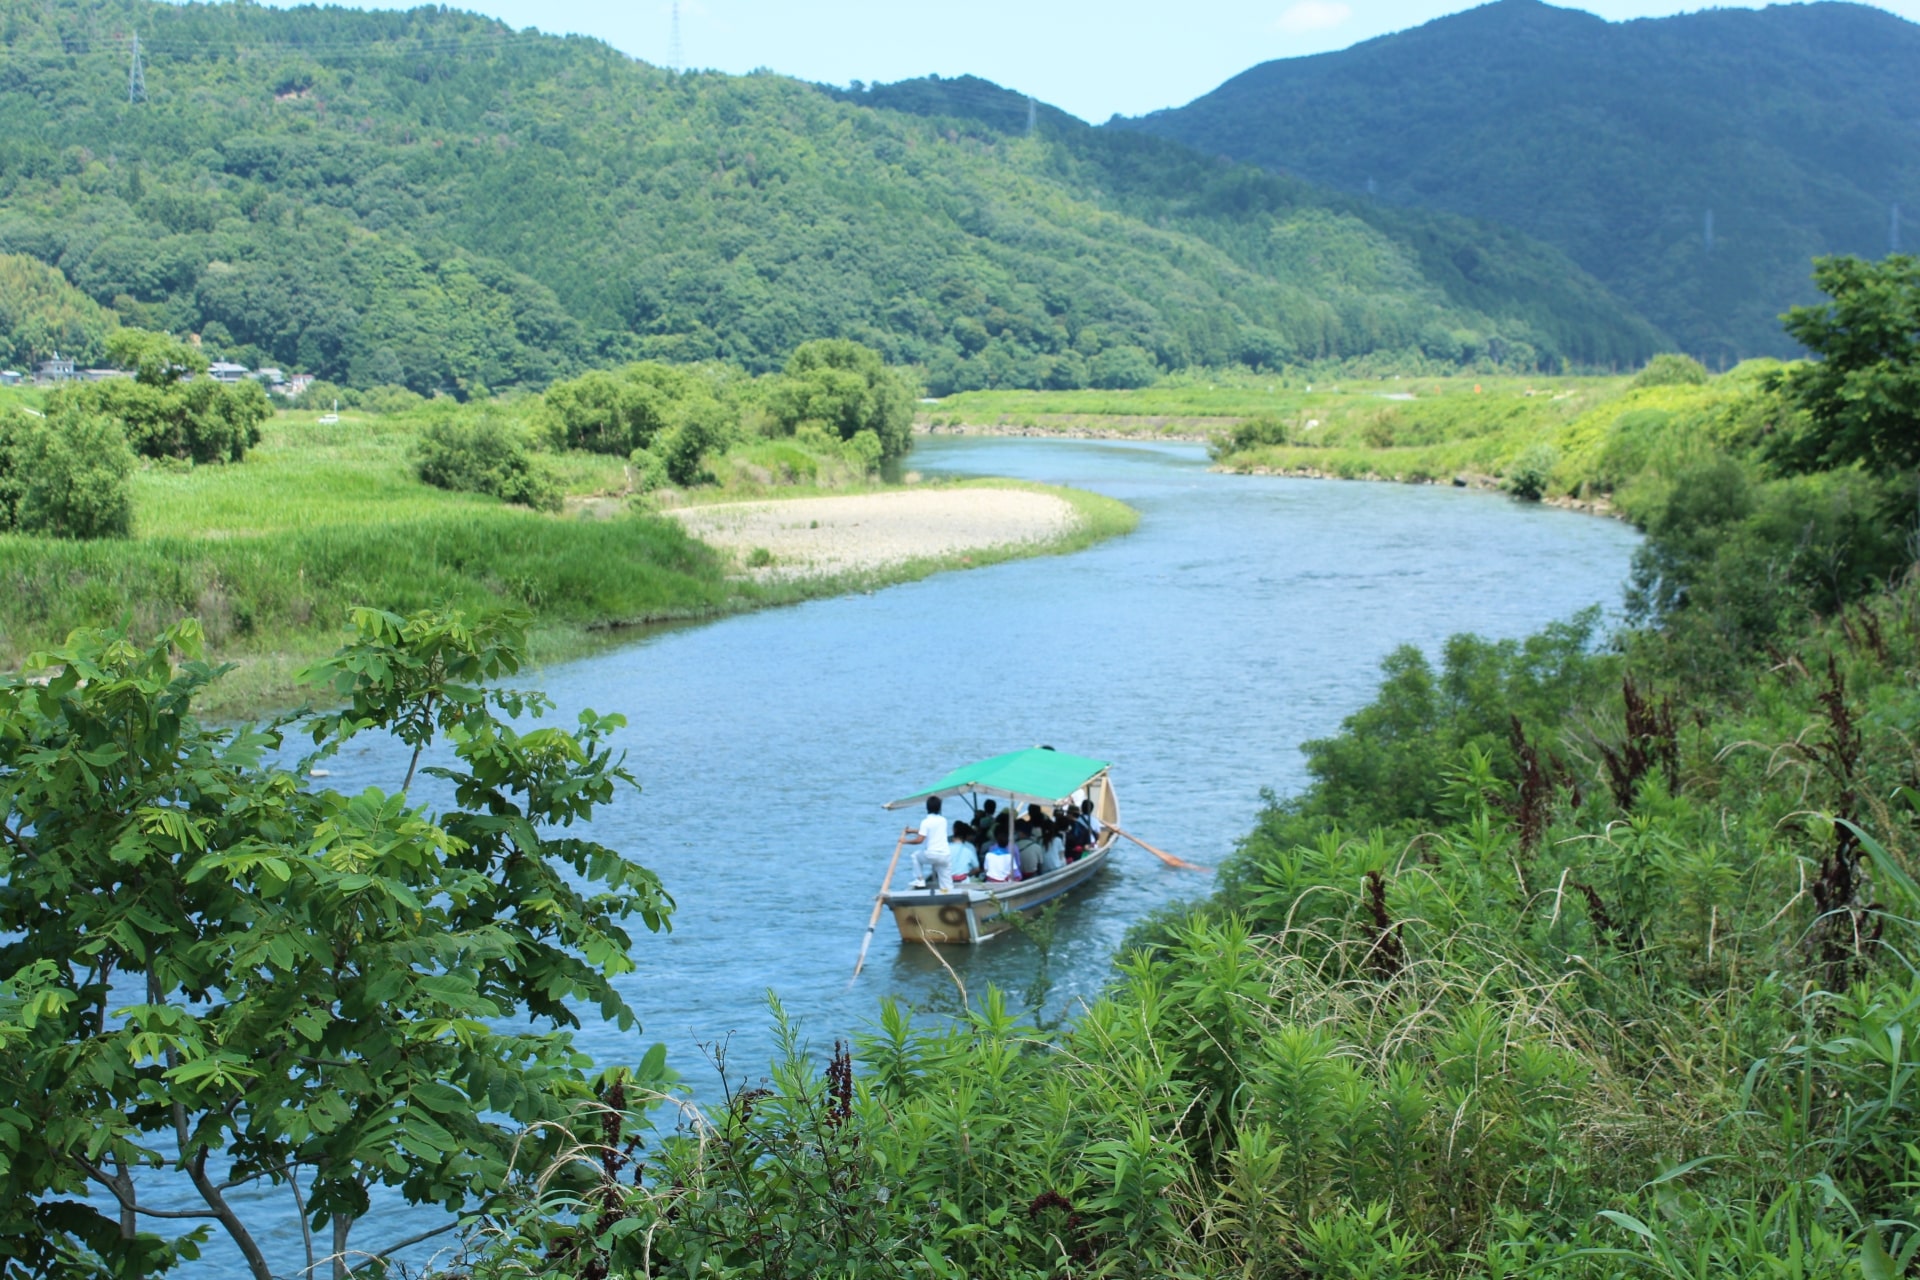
[{"left": 156, "top": 435, "right": 1644, "bottom": 1273}]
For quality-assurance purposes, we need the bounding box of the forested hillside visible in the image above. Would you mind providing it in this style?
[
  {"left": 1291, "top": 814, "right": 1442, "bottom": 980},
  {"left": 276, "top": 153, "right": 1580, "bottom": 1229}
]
[
  {"left": 0, "top": 0, "right": 1659, "bottom": 396},
  {"left": 1117, "top": 0, "right": 1920, "bottom": 365}
]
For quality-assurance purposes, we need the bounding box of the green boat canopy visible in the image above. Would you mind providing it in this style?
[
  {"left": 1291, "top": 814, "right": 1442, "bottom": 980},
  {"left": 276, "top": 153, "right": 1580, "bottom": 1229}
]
[{"left": 885, "top": 749, "right": 1111, "bottom": 810}]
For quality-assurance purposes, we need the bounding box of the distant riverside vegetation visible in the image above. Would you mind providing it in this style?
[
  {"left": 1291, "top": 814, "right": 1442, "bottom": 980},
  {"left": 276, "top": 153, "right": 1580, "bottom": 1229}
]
[
  {"left": 1116, "top": 0, "right": 1920, "bottom": 367},
  {"left": 0, "top": 0, "right": 1664, "bottom": 401}
]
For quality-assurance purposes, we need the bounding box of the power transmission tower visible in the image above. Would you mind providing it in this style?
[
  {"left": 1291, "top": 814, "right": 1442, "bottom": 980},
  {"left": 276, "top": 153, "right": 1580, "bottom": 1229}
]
[
  {"left": 128, "top": 31, "right": 146, "bottom": 104},
  {"left": 669, "top": 0, "right": 682, "bottom": 72},
  {"left": 1026, "top": 95, "right": 1036, "bottom": 136}
]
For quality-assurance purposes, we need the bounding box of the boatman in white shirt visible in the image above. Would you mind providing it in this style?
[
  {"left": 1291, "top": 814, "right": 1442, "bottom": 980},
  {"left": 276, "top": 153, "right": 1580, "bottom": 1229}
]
[{"left": 904, "top": 796, "right": 953, "bottom": 891}]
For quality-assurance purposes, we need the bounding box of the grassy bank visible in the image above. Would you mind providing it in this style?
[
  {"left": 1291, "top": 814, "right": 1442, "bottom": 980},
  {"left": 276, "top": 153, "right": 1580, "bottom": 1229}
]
[
  {"left": 923, "top": 372, "right": 1628, "bottom": 451},
  {"left": 928, "top": 364, "right": 1791, "bottom": 522},
  {"left": 0, "top": 411, "right": 1135, "bottom": 715}
]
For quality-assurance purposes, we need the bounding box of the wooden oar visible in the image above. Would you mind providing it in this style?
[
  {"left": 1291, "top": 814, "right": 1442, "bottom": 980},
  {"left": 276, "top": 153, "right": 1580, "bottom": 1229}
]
[
  {"left": 849, "top": 834, "right": 910, "bottom": 985},
  {"left": 1105, "top": 822, "right": 1211, "bottom": 873}
]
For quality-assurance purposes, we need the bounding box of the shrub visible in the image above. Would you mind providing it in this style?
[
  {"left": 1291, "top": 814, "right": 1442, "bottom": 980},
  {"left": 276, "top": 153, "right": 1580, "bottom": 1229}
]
[
  {"left": 51, "top": 376, "right": 269, "bottom": 464},
  {"left": 358, "top": 383, "right": 428, "bottom": 415},
  {"left": 1089, "top": 344, "right": 1161, "bottom": 389},
  {"left": 544, "top": 361, "right": 737, "bottom": 457},
  {"left": 655, "top": 411, "right": 727, "bottom": 487},
  {"left": 626, "top": 447, "right": 669, "bottom": 493},
  {"left": 1209, "top": 414, "right": 1291, "bottom": 460},
  {"left": 415, "top": 414, "right": 562, "bottom": 512},
  {"left": 290, "top": 379, "right": 357, "bottom": 411},
  {"left": 1505, "top": 443, "right": 1558, "bottom": 500},
  {"left": 0, "top": 409, "right": 135, "bottom": 539},
  {"left": 1631, "top": 352, "right": 1710, "bottom": 388},
  {"left": 842, "top": 428, "right": 883, "bottom": 474},
  {"left": 767, "top": 340, "right": 916, "bottom": 459}
]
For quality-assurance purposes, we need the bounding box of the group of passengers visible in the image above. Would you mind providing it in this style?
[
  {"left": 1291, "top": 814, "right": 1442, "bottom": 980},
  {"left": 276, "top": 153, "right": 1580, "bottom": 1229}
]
[{"left": 902, "top": 794, "right": 1102, "bottom": 892}]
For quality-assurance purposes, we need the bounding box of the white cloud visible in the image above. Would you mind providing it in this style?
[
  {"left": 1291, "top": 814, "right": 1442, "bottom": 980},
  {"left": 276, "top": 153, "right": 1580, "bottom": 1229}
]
[{"left": 1272, "top": 0, "right": 1352, "bottom": 33}]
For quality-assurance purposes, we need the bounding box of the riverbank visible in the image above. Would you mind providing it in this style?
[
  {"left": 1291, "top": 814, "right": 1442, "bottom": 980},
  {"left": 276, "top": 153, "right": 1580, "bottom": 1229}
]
[
  {"left": 668, "top": 482, "right": 1097, "bottom": 581},
  {"left": 0, "top": 411, "right": 1137, "bottom": 718},
  {"left": 1221, "top": 462, "right": 1624, "bottom": 518}
]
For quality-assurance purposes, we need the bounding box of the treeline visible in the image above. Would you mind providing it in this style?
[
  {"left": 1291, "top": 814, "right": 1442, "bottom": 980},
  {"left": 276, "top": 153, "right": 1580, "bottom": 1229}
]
[
  {"left": 0, "top": 332, "right": 914, "bottom": 538},
  {"left": 0, "top": 0, "right": 1660, "bottom": 398},
  {"left": 413, "top": 338, "right": 914, "bottom": 509}
]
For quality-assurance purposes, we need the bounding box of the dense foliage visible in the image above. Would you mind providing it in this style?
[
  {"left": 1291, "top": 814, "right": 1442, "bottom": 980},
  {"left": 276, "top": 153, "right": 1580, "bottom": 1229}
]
[
  {"left": 0, "top": 253, "right": 115, "bottom": 369},
  {"left": 0, "top": 608, "right": 673, "bottom": 1277},
  {"left": 1770, "top": 253, "right": 1920, "bottom": 474},
  {"left": 1119, "top": 0, "right": 1920, "bottom": 366},
  {"left": 766, "top": 339, "right": 916, "bottom": 461},
  {"left": 0, "top": 408, "right": 134, "bottom": 539},
  {"left": 414, "top": 411, "right": 563, "bottom": 511},
  {"left": 0, "top": 0, "right": 1657, "bottom": 396}
]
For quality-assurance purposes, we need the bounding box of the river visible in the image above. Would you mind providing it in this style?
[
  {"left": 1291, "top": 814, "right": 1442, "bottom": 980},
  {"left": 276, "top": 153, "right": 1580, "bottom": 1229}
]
[{"left": 157, "top": 436, "right": 1644, "bottom": 1273}]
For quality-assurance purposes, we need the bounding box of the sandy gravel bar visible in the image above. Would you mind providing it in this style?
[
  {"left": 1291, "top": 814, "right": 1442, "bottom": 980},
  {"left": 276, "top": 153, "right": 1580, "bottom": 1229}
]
[{"left": 667, "top": 487, "right": 1077, "bottom": 579}]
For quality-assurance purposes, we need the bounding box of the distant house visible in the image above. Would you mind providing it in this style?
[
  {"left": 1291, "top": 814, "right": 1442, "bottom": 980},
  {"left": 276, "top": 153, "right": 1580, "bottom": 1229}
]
[
  {"left": 286, "top": 373, "right": 316, "bottom": 397},
  {"left": 34, "top": 356, "right": 76, "bottom": 384},
  {"left": 206, "top": 361, "right": 251, "bottom": 384},
  {"left": 0, "top": 371, "right": 19, "bottom": 387},
  {"left": 253, "top": 367, "right": 286, "bottom": 387},
  {"left": 82, "top": 368, "right": 130, "bottom": 382}
]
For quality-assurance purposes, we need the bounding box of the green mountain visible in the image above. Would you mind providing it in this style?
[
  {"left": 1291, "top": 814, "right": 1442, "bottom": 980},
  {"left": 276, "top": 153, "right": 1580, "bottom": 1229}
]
[
  {"left": 0, "top": 0, "right": 1659, "bottom": 396},
  {"left": 1115, "top": 0, "right": 1920, "bottom": 365}
]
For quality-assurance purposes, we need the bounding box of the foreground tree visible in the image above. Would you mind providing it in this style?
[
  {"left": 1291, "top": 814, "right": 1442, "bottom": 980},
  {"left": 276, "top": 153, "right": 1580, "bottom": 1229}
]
[
  {"left": 1770, "top": 254, "right": 1920, "bottom": 473},
  {"left": 0, "top": 608, "right": 671, "bottom": 1277}
]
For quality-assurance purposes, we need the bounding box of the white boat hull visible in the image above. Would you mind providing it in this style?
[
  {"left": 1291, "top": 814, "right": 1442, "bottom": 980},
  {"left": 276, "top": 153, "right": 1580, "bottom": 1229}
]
[{"left": 884, "top": 840, "right": 1112, "bottom": 945}]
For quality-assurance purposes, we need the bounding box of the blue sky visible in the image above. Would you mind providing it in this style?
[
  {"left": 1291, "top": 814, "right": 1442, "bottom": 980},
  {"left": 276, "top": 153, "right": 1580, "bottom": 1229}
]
[{"left": 305, "top": 0, "right": 1920, "bottom": 122}]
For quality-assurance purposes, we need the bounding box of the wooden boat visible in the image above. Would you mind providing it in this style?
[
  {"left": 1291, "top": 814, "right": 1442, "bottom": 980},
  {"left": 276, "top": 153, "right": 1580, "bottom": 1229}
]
[{"left": 882, "top": 748, "right": 1119, "bottom": 945}]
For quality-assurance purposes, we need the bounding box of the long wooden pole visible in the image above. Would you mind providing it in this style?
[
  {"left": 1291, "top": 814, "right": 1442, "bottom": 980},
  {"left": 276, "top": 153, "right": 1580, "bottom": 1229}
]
[
  {"left": 1105, "top": 821, "right": 1210, "bottom": 873},
  {"left": 850, "top": 833, "right": 910, "bottom": 984}
]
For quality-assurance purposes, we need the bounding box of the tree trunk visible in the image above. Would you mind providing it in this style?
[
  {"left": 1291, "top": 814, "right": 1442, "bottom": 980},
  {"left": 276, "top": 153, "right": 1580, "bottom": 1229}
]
[{"left": 332, "top": 1212, "right": 352, "bottom": 1280}]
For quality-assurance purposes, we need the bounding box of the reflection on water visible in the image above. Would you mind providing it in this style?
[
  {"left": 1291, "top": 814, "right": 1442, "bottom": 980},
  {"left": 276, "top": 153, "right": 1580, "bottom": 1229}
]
[{"left": 171, "top": 437, "right": 1643, "bottom": 1271}]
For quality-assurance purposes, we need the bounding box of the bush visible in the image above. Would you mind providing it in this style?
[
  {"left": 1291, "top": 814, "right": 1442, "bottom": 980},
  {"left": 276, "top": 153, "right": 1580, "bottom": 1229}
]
[
  {"left": 1505, "top": 443, "right": 1558, "bottom": 500},
  {"left": 1089, "top": 344, "right": 1161, "bottom": 389},
  {"left": 358, "top": 384, "right": 429, "bottom": 415},
  {"left": 626, "top": 447, "right": 669, "bottom": 493},
  {"left": 544, "top": 362, "right": 736, "bottom": 457},
  {"left": 0, "top": 409, "right": 135, "bottom": 539},
  {"left": 290, "top": 379, "right": 357, "bottom": 412},
  {"left": 51, "top": 377, "right": 269, "bottom": 464},
  {"left": 1631, "top": 352, "right": 1711, "bottom": 388},
  {"left": 415, "top": 414, "right": 563, "bottom": 512},
  {"left": 1209, "top": 414, "right": 1291, "bottom": 460},
  {"left": 842, "top": 428, "right": 883, "bottom": 474},
  {"left": 767, "top": 340, "right": 916, "bottom": 459},
  {"left": 655, "top": 412, "right": 725, "bottom": 487}
]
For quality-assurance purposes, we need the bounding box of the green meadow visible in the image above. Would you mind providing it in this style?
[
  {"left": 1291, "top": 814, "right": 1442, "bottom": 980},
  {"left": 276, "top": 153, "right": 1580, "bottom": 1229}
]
[{"left": 0, "top": 408, "right": 1133, "bottom": 714}]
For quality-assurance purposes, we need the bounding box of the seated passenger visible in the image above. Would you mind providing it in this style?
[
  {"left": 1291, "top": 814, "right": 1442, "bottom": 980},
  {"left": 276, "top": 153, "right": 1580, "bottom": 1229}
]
[
  {"left": 948, "top": 823, "right": 980, "bottom": 883},
  {"left": 973, "top": 799, "right": 999, "bottom": 845},
  {"left": 1064, "top": 805, "right": 1094, "bottom": 861},
  {"left": 1015, "top": 818, "right": 1045, "bottom": 878},
  {"left": 982, "top": 835, "right": 1018, "bottom": 883}
]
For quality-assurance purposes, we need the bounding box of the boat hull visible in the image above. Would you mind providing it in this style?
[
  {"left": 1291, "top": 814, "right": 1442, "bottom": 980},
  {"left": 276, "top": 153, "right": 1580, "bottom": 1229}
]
[{"left": 884, "top": 842, "right": 1111, "bottom": 945}]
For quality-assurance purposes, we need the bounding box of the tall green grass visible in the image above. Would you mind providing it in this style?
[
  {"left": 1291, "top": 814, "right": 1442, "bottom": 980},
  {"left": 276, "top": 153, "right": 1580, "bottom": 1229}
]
[{"left": 3, "top": 408, "right": 1138, "bottom": 712}]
